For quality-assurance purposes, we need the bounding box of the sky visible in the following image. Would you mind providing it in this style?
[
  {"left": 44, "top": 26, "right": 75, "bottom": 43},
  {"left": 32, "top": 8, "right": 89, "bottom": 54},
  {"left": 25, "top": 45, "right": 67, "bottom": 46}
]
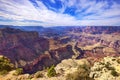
[{"left": 0, "top": 0, "right": 120, "bottom": 27}]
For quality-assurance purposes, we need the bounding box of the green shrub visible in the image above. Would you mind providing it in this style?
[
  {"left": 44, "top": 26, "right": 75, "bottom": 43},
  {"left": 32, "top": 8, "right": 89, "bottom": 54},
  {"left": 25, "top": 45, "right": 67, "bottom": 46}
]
[
  {"left": 0, "top": 56, "right": 14, "bottom": 75},
  {"left": 117, "top": 59, "right": 120, "bottom": 64},
  {"left": 0, "top": 70, "right": 8, "bottom": 75},
  {"left": 13, "top": 68, "right": 23, "bottom": 75},
  {"left": 111, "top": 70, "right": 119, "bottom": 77},
  {"left": 47, "top": 65, "right": 56, "bottom": 77},
  {"left": 105, "top": 62, "right": 115, "bottom": 70}
]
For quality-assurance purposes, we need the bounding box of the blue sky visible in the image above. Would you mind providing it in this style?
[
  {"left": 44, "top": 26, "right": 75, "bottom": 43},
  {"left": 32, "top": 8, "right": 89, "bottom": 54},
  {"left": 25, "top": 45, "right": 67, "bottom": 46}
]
[{"left": 0, "top": 0, "right": 120, "bottom": 27}]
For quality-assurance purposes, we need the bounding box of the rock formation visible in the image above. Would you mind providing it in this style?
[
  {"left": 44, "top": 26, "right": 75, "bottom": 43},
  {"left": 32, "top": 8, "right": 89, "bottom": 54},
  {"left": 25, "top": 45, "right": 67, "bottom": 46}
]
[
  {"left": 90, "top": 56, "right": 120, "bottom": 80},
  {"left": 0, "top": 28, "right": 78, "bottom": 73}
]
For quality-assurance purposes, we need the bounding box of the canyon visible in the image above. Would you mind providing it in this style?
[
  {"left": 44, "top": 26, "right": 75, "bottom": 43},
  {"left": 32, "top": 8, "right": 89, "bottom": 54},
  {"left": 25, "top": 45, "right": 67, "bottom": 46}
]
[{"left": 0, "top": 26, "right": 120, "bottom": 74}]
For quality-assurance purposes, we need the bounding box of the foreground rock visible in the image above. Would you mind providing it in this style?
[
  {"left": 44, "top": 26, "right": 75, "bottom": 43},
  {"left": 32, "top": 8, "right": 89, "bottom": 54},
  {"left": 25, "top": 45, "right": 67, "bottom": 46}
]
[
  {"left": 55, "top": 58, "right": 94, "bottom": 80},
  {"left": 90, "top": 56, "right": 120, "bottom": 80},
  {"left": 1, "top": 56, "right": 120, "bottom": 80},
  {"left": 55, "top": 59, "right": 90, "bottom": 75}
]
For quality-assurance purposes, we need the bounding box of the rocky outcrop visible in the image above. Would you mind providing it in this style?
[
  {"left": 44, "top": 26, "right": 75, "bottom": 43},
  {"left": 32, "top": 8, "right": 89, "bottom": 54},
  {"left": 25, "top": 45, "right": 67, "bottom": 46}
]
[
  {"left": 0, "top": 70, "right": 30, "bottom": 80},
  {"left": 55, "top": 59, "right": 90, "bottom": 75},
  {"left": 90, "top": 56, "right": 120, "bottom": 80}
]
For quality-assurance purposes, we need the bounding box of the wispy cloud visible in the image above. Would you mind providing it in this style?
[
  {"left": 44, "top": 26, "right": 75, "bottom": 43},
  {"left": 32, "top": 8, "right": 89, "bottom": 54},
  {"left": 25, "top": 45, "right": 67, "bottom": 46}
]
[{"left": 0, "top": 0, "right": 120, "bottom": 26}]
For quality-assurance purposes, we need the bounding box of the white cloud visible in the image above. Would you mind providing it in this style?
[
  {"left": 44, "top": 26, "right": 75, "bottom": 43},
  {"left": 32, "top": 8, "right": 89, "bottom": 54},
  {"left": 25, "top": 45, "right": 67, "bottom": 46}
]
[
  {"left": 0, "top": 0, "right": 120, "bottom": 26},
  {"left": 82, "top": 1, "right": 120, "bottom": 20}
]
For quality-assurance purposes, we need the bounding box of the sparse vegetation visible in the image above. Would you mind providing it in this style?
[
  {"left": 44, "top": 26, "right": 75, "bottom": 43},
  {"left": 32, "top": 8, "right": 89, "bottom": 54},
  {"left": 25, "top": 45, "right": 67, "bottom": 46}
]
[
  {"left": 47, "top": 65, "right": 57, "bottom": 77},
  {"left": 13, "top": 68, "right": 23, "bottom": 75},
  {"left": 117, "top": 59, "right": 120, "bottom": 64},
  {"left": 111, "top": 70, "right": 119, "bottom": 77},
  {"left": 105, "top": 62, "right": 114, "bottom": 70},
  {"left": 0, "top": 55, "right": 14, "bottom": 75},
  {"left": 90, "top": 56, "right": 120, "bottom": 80},
  {"left": 0, "top": 70, "right": 8, "bottom": 75}
]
